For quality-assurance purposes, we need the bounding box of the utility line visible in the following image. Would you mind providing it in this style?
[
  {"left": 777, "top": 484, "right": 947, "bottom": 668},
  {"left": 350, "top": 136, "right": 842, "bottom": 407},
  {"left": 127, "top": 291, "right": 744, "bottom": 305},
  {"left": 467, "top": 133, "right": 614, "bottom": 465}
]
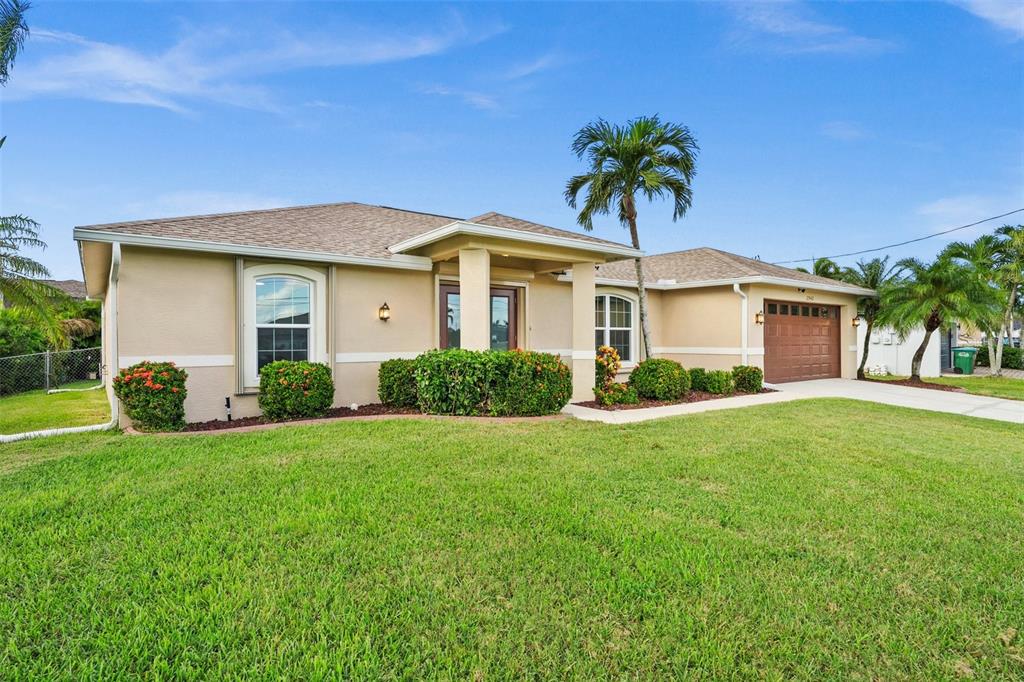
[{"left": 771, "top": 208, "right": 1024, "bottom": 265}]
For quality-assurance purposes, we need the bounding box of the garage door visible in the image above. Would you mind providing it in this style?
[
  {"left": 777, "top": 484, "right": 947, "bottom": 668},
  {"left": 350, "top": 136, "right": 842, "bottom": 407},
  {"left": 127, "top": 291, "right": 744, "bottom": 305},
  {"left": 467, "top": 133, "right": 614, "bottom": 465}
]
[{"left": 764, "top": 301, "right": 840, "bottom": 383}]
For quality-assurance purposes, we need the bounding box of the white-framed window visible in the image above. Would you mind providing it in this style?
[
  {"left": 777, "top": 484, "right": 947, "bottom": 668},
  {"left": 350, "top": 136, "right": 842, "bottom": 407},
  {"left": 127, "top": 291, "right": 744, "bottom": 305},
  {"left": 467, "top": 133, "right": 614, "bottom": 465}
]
[
  {"left": 243, "top": 264, "right": 327, "bottom": 387},
  {"left": 595, "top": 292, "right": 635, "bottom": 363}
]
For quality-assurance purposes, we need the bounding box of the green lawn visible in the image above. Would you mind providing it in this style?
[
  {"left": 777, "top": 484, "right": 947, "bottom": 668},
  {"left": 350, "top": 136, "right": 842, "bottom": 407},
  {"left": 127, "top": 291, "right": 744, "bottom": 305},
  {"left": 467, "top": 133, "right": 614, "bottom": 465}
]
[
  {"left": 1, "top": 400, "right": 1021, "bottom": 679},
  {"left": 0, "top": 382, "right": 109, "bottom": 435},
  {"left": 870, "top": 374, "right": 1024, "bottom": 401}
]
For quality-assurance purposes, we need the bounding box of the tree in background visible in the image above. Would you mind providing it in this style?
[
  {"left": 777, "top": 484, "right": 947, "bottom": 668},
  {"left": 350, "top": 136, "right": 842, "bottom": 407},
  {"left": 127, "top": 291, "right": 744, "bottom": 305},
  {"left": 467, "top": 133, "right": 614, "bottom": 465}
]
[
  {"left": 565, "top": 116, "right": 699, "bottom": 358},
  {"left": 796, "top": 257, "right": 842, "bottom": 280},
  {"left": 879, "top": 256, "right": 1001, "bottom": 381},
  {"left": 0, "top": 0, "right": 29, "bottom": 86},
  {"left": 840, "top": 257, "right": 900, "bottom": 379}
]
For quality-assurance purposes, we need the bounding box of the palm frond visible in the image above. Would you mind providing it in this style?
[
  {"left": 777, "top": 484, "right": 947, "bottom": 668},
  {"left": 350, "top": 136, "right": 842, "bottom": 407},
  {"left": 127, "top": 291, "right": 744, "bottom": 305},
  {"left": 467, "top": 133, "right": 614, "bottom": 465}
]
[{"left": 0, "top": 0, "right": 30, "bottom": 85}]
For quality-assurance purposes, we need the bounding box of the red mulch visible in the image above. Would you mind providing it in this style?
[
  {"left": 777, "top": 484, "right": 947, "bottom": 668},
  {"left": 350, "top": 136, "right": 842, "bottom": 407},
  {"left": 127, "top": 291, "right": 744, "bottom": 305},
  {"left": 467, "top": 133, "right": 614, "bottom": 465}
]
[
  {"left": 863, "top": 378, "right": 965, "bottom": 393},
  {"left": 184, "top": 404, "right": 419, "bottom": 432},
  {"left": 574, "top": 388, "right": 776, "bottom": 411}
]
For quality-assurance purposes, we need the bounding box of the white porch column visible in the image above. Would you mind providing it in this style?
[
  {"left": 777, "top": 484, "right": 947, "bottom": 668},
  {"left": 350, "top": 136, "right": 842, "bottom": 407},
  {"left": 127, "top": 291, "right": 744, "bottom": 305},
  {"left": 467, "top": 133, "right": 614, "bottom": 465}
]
[
  {"left": 571, "top": 261, "right": 596, "bottom": 402},
  {"left": 459, "top": 248, "right": 491, "bottom": 350}
]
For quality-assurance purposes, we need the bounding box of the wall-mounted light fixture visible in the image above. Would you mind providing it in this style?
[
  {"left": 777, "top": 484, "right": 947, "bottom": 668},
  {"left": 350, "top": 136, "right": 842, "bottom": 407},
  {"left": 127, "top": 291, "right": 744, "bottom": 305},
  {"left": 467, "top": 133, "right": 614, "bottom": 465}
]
[
  {"left": 851, "top": 314, "right": 862, "bottom": 327},
  {"left": 378, "top": 302, "right": 391, "bottom": 322},
  {"left": 754, "top": 310, "right": 765, "bottom": 325}
]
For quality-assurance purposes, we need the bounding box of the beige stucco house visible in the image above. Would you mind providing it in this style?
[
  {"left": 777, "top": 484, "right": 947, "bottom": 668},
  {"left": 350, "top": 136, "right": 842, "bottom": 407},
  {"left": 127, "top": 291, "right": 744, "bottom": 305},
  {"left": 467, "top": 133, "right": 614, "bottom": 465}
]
[{"left": 74, "top": 202, "right": 873, "bottom": 424}]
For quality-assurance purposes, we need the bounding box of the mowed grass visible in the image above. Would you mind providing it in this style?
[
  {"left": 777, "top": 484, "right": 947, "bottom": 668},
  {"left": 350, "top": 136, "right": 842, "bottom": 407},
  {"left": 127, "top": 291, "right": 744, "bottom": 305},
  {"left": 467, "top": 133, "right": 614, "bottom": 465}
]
[
  {"left": 871, "top": 373, "right": 1024, "bottom": 401},
  {"left": 1, "top": 399, "right": 1022, "bottom": 679},
  {"left": 0, "top": 382, "right": 108, "bottom": 435}
]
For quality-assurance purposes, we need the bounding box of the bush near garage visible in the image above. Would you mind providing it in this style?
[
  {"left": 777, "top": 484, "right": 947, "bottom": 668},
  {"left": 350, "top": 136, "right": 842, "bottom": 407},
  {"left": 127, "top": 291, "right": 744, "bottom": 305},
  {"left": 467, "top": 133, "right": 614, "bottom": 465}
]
[
  {"left": 113, "top": 361, "right": 188, "bottom": 431},
  {"left": 975, "top": 346, "right": 1023, "bottom": 370},
  {"left": 703, "top": 370, "right": 735, "bottom": 395},
  {"left": 377, "top": 358, "right": 418, "bottom": 407},
  {"left": 258, "top": 360, "right": 334, "bottom": 421},
  {"left": 629, "top": 358, "right": 690, "bottom": 401},
  {"left": 732, "top": 365, "right": 764, "bottom": 393},
  {"left": 688, "top": 367, "right": 709, "bottom": 392}
]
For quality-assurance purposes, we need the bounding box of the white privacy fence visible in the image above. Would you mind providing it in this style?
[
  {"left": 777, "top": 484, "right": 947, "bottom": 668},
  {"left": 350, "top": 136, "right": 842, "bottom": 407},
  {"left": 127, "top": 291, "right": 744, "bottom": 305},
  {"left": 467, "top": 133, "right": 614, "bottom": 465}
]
[{"left": 0, "top": 347, "right": 103, "bottom": 397}]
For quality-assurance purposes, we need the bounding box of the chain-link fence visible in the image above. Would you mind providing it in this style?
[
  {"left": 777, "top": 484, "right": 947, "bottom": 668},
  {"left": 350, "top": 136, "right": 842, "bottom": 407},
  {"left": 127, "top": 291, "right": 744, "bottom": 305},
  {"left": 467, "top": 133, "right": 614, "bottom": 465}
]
[{"left": 0, "top": 347, "right": 103, "bottom": 397}]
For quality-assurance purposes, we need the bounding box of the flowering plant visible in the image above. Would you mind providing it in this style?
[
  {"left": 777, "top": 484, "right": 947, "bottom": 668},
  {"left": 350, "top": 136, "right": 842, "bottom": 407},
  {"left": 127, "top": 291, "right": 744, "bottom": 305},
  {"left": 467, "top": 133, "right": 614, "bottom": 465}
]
[
  {"left": 113, "top": 361, "right": 188, "bottom": 431},
  {"left": 258, "top": 360, "right": 334, "bottom": 421},
  {"left": 595, "top": 345, "right": 621, "bottom": 390}
]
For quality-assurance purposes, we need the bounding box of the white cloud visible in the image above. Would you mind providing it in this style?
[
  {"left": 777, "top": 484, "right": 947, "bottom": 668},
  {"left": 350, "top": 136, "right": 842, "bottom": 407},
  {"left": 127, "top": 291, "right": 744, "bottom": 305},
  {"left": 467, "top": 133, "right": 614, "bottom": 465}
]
[
  {"left": 728, "top": 2, "right": 897, "bottom": 55},
  {"left": 6, "top": 13, "right": 502, "bottom": 114},
  {"left": 916, "top": 193, "right": 1024, "bottom": 239},
  {"left": 819, "top": 120, "right": 869, "bottom": 141},
  {"left": 502, "top": 52, "right": 566, "bottom": 80},
  {"left": 121, "top": 191, "right": 291, "bottom": 219},
  {"left": 951, "top": 1, "right": 1024, "bottom": 39},
  {"left": 419, "top": 84, "right": 500, "bottom": 111}
]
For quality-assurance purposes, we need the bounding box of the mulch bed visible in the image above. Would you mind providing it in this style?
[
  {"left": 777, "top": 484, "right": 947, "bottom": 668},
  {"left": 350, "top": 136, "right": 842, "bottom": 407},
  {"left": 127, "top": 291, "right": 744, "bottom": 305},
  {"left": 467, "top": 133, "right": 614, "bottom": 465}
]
[
  {"left": 574, "top": 388, "right": 776, "bottom": 411},
  {"left": 864, "top": 378, "right": 965, "bottom": 393},
  {"left": 184, "top": 404, "right": 419, "bottom": 432}
]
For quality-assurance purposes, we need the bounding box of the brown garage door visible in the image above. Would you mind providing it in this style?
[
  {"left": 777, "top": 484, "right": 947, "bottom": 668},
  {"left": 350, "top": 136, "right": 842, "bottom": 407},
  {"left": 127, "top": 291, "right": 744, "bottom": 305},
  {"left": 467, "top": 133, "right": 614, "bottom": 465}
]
[{"left": 764, "top": 301, "right": 840, "bottom": 383}]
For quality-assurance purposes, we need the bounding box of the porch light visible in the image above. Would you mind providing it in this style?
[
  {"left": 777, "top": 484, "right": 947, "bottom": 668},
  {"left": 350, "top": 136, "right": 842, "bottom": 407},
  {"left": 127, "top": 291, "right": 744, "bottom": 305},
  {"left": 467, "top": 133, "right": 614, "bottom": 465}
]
[
  {"left": 378, "top": 302, "right": 391, "bottom": 322},
  {"left": 852, "top": 314, "right": 862, "bottom": 327},
  {"left": 754, "top": 310, "right": 765, "bottom": 325}
]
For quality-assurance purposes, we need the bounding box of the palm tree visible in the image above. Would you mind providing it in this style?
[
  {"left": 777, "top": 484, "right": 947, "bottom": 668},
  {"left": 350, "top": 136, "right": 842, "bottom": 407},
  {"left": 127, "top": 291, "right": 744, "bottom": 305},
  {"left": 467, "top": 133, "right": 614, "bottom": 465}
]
[
  {"left": 993, "top": 224, "right": 1024, "bottom": 367},
  {"left": 0, "top": 0, "right": 30, "bottom": 86},
  {"left": 0, "top": 215, "right": 64, "bottom": 346},
  {"left": 879, "top": 256, "right": 1001, "bottom": 381},
  {"left": 943, "top": 233, "right": 1010, "bottom": 375},
  {"left": 796, "top": 257, "right": 842, "bottom": 279},
  {"left": 840, "top": 256, "right": 900, "bottom": 379},
  {"left": 565, "top": 116, "right": 699, "bottom": 357}
]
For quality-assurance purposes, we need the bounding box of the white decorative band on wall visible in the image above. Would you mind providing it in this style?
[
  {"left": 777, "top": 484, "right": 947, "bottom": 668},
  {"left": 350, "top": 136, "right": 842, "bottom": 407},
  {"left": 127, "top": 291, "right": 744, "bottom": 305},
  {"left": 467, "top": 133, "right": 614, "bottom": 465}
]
[
  {"left": 653, "top": 347, "right": 766, "bottom": 356},
  {"left": 848, "top": 345, "right": 859, "bottom": 352},
  {"left": 571, "top": 350, "right": 597, "bottom": 360},
  {"left": 119, "top": 355, "right": 234, "bottom": 369},
  {"left": 335, "top": 351, "right": 421, "bottom": 364},
  {"left": 534, "top": 348, "right": 572, "bottom": 357}
]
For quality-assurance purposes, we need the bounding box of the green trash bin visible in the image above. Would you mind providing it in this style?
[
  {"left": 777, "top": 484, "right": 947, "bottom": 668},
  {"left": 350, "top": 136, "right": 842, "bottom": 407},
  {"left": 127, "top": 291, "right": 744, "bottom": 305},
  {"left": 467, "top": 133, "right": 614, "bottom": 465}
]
[{"left": 952, "top": 347, "right": 978, "bottom": 375}]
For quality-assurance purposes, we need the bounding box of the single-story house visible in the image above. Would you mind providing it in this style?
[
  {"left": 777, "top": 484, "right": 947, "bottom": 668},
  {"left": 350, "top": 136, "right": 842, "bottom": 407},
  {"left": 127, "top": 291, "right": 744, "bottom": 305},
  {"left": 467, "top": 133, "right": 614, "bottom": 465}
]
[{"left": 74, "top": 202, "right": 874, "bottom": 424}]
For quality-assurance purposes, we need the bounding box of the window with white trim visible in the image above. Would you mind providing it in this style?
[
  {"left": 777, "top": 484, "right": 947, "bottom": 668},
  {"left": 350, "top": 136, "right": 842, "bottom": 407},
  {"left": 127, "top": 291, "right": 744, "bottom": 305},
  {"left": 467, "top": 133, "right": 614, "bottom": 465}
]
[{"left": 595, "top": 294, "right": 634, "bottom": 362}]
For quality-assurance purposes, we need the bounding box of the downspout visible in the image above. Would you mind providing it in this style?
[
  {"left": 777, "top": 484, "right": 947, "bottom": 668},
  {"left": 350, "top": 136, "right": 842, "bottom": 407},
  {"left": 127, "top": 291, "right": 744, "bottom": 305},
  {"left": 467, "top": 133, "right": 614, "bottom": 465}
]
[
  {"left": 733, "top": 283, "right": 749, "bottom": 365},
  {"left": 1, "top": 243, "right": 121, "bottom": 444}
]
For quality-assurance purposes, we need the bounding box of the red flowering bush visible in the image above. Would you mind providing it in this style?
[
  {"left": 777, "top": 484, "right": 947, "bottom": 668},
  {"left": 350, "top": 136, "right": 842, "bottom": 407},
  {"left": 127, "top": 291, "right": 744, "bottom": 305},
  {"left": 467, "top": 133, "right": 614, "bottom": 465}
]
[
  {"left": 113, "top": 361, "right": 188, "bottom": 431},
  {"left": 258, "top": 360, "right": 334, "bottom": 421},
  {"left": 595, "top": 345, "right": 621, "bottom": 390},
  {"left": 485, "top": 349, "right": 572, "bottom": 416}
]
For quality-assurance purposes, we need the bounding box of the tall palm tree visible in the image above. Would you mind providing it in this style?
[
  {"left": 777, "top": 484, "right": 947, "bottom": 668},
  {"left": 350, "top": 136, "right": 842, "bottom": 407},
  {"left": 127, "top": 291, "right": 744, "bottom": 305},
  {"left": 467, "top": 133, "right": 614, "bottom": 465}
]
[
  {"left": 994, "top": 224, "right": 1024, "bottom": 365},
  {"left": 565, "top": 116, "right": 699, "bottom": 357},
  {"left": 0, "top": 0, "right": 30, "bottom": 86},
  {"left": 943, "top": 233, "right": 1009, "bottom": 375},
  {"left": 879, "top": 256, "right": 1001, "bottom": 381},
  {"left": 796, "top": 257, "right": 842, "bottom": 279},
  {"left": 0, "top": 215, "right": 64, "bottom": 346},
  {"left": 840, "top": 256, "right": 900, "bottom": 379}
]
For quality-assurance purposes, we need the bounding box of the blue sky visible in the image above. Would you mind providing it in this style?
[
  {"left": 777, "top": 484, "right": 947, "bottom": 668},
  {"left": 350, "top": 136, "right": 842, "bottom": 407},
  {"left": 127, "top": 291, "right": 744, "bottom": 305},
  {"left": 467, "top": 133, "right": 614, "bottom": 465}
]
[{"left": 2, "top": 1, "right": 1022, "bottom": 279}]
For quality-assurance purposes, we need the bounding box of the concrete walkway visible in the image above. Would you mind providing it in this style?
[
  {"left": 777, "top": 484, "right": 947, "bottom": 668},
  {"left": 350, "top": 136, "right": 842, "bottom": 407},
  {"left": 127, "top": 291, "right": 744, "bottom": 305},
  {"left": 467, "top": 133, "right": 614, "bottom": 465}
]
[{"left": 563, "top": 378, "right": 1024, "bottom": 425}]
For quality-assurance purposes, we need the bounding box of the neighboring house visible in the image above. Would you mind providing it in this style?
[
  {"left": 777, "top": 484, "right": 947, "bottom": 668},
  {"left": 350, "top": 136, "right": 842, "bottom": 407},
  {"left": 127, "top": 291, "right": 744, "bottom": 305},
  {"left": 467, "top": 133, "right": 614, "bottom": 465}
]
[
  {"left": 858, "top": 325, "right": 942, "bottom": 377},
  {"left": 0, "top": 278, "right": 86, "bottom": 308},
  {"left": 74, "top": 202, "right": 873, "bottom": 423}
]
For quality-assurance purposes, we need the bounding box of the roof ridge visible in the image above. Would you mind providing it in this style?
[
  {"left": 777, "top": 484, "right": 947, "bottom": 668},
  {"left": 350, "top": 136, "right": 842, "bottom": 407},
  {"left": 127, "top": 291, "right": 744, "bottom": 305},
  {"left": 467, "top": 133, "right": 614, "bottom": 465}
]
[{"left": 698, "top": 247, "right": 762, "bottom": 276}]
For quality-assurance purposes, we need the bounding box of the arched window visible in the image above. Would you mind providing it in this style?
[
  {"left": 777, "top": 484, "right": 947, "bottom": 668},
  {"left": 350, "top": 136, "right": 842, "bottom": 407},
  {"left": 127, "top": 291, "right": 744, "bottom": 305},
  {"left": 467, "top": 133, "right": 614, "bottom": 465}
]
[
  {"left": 595, "top": 294, "right": 634, "bottom": 362},
  {"left": 255, "top": 276, "right": 312, "bottom": 370}
]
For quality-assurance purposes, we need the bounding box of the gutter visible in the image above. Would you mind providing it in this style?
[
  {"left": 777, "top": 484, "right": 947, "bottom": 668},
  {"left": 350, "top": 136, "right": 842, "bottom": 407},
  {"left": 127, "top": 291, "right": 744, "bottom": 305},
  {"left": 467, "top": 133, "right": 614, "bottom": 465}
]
[
  {"left": 0, "top": 243, "right": 122, "bottom": 444},
  {"left": 558, "top": 273, "right": 876, "bottom": 297},
  {"left": 733, "top": 283, "right": 749, "bottom": 364}
]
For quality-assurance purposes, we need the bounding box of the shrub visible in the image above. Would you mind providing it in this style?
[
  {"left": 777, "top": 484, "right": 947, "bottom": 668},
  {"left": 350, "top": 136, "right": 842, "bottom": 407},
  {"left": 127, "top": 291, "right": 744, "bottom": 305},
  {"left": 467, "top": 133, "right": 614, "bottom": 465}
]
[
  {"left": 703, "top": 369, "right": 735, "bottom": 395},
  {"left": 629, "top": 358, "right": 690, "bottom": 401},
  {"left": 732, "top": 365, "right": 764, "bottom": 393},
  {"left": 975, "top": 345, "right": 1022, "bottom": 370},
  {"left": 415, "top": 349, "right": 490, "bottom": 415},
  {"left": 594, "top": 382, "right": 640, "bottom": 406},
  {"left": 258, "top": 360, "right": 334, "bottom": 421},
  {"left": 378, "top": 358, "right": 418, "bottom": 407},
  {"left": 689, "top": 367, "right": 709, "bottom": 392},
  {"left": 113, "top": 361, "right": 188, "bottom": 431},
  {"left": 487, "top": 349, "right": 572, "bottom": 416},
  {"left": 595, "top": 345, "right": 621, "bottom": 390}
]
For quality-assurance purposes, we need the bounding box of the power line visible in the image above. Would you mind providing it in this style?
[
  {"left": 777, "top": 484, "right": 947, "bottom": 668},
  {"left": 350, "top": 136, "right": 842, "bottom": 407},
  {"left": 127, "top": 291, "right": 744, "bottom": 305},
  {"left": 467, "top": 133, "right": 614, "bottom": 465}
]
[{"left": 771, "top": 208, "right": 1024, "bottom": 265}]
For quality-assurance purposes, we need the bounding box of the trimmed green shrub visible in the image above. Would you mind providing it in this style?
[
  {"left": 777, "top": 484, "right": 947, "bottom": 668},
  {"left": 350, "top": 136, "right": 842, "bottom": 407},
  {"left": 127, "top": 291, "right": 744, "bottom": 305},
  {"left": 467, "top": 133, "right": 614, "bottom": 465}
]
[
  {"left": 258, "top": 360, "right": 334, "bottom": 421},
  {"left": 487, "top": 349, "right": 572, "bottom": 416},
  {"left": 113, "top": 360, "right": 188, "bottom": 431},
  {"left": 378, "top": 358, "right": 418, "bottom": 407},
  {"left": 732, "top": 365, "right": 764, "bottom": 393},
  {"left": 689, "top": 367, "right": 709, "bottom": 392},
  {"left": 975, "top": 345, "right": 1023, "bottom": 370},
  {"left": 595, "top": 345, "right": 621, "bottom": 390},
  {"left": 415, "top": 349, "right": 490, "bottom": 415},
  {"left": 703, "top": 369, "right": 735, "bottom": 395},
  {"left": 594, "top": 382, "right": 640, "bottom": 406},
  {"left": 629, "top": 358, "right": 690, "bottom": 401}
]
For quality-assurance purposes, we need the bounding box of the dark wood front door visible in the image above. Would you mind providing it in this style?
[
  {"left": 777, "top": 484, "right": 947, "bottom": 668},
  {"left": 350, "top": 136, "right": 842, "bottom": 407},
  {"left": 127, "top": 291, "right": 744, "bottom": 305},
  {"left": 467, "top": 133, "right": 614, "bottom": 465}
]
[
  {"left": 764, "top": 300, "right": 841, "bottom": 383},
  {"left": 439, "top": 284, "right": 519, "bottom": 350}
]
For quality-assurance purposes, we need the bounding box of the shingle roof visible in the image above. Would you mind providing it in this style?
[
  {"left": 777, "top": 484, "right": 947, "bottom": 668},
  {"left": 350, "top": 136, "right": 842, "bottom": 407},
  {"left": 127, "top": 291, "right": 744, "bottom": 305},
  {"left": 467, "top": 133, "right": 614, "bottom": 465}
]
[
  {"left": 76, "top": 202, "right": 633, "bottom": 260},
  {"left": 596, "top": 247, "right": 870, "bottom": 292}
]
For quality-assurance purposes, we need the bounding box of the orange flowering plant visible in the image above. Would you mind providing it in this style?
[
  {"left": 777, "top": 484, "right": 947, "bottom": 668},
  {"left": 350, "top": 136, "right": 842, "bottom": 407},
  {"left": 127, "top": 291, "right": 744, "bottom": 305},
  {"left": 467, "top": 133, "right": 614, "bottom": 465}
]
[
  {"left": 258, "top": 360, "right": 334, "bottom": 421},
  {"left": 113, "top": 361, "right": 189, "bottom": 431}
]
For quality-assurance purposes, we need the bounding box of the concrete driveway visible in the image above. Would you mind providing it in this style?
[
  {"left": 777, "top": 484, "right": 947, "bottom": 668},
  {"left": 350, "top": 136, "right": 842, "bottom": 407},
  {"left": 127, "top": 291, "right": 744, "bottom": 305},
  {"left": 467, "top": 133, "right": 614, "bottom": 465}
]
[{"left": 777, "top": 378, "right": 1024, "bottom": 424}]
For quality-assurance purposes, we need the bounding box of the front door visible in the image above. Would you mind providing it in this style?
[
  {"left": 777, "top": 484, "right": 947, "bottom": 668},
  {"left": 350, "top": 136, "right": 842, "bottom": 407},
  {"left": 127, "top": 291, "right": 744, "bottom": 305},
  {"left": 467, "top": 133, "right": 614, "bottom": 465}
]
[{"left": 439, "top": 284, "right": 519, "bottom": 350}]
